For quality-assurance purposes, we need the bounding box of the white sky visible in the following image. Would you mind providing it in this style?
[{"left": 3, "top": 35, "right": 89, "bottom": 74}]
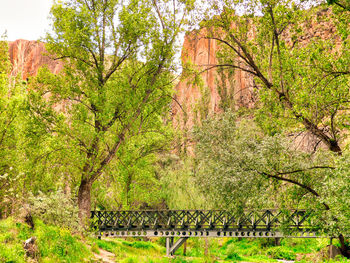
[{"left": 0, "top": 0, "right": 53, "bottom": 41}]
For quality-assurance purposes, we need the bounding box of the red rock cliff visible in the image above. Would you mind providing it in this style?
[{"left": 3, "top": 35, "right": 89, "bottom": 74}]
[
  {"left": 172, "top": 29, "right": 255, "bottom": 133},
  {"left": 9, "top": 39, "right": 63, "bottom": 79}
]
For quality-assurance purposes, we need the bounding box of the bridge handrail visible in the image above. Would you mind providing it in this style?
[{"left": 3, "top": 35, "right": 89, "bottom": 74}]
[{"left": 90, "top": 209, "right": 317, "bottom": 233}]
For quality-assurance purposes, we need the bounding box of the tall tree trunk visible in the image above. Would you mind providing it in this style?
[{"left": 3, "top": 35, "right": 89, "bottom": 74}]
[{"left": 78, "top": 178, "right": 92, "bottom": 226}]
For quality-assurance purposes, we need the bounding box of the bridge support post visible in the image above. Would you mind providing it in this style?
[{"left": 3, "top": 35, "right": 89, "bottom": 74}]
[
  {"left": 274, "top": 237, "right": 281, "bottom": 246},
  {"left": 166, "top": 237, "right": 173, "bottom": 256},
  {"left": 166, "top": 237, "right": 188, "bottom": 256}
]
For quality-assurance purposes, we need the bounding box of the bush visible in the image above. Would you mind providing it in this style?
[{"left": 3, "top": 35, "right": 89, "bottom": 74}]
[
  {"left": 266, "top": 246, "right": 296, "bottom": 260},
  {"left": 0, "top": 218, "right": 29, "bottom": 263},
  {"left": 0, "top": 243, "right": 26, "bottom": 263},
  {"left": 226, "top": 244, "right": 242, "bottom": 260},
  {"left": 27, "top": 190, "right": 81, "bottom": 232},
  {"left": 35, "top": 219, "right": 91, "bottom": 262},
  {"left": 122, "top": 240, "right": 155, "bottom": 249}
]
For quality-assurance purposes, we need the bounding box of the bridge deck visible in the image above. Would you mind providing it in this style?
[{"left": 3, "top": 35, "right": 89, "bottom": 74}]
[{"left": 91, "top": 210, "right": 320, "bottom": 238}]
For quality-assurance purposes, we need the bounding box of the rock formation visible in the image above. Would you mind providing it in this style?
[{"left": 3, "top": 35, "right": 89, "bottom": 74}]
[
  {"left": 172, "top": 29, "right": 255, "bottom": 133},
  {"left": 8, "top": 39, "right": 63, "bottom": 79}
]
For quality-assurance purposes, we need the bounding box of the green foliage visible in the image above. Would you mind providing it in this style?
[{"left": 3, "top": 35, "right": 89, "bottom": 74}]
[
  {"left": 27, "top": 0, "right": 191, "bottom": 220},
  {"left": 266, "top": 246, "right": 296, "bottom": 260},
  {"left": 34, "top": 220, "right": 90, "bottom": 262},
  {"left": 0, "top": 218, "right": 27, "bottom": 263},
  {"left": 27, "top": 190, "right": 81, "bottom": 232},
  {"left": 91, "top": 242, "right": 99, "bottom": 254},
  {"left": 122, "top": 240, "right": 156, "bottom": 250},
  {"left": 0, "top": 38, "right": 29, "bottom": 217},
  {"left": 317, "top": 151, "right": 350, "bottom": 236},
  {"left": 197, "top": 0, "right": 350, "bottom": 154},
  {"left": 327, "top": 0, "right": 350, "bottom": 10},
  {"left": 226, "top": 244, "right": 242, "bottom": 260},
  {"left": 194, "top": 111, "right": 332, "bottom": 211},
  {"left": 158, "top": 154, "right": 207, "bottom": 210},
  {"left": 93, "top": 127, "right": 174, "bottom": 210},
  {"left": 281, "top": 238, "right": 326, "bottom": 253},
  {"left": 0, "top": 217, "right": 91, "bottom": 262}
]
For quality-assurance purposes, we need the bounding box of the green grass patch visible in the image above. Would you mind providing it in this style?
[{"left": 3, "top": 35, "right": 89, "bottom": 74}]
[
  {"left": 0, "top": 217, "right": 27, "bottom": 263},
  {"left": 0, "top": 217, "right": 92, "bottom": 262},
  {"left": 266, "top": 246, "right": 296, "bottom": 260},
  {"left": 35, "top": 220, "right": 91, "bottom": 262}
]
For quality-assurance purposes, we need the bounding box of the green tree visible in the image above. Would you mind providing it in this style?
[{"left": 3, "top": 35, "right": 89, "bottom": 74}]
[
  {"left": 193, "top": 111, "right": 350, "bottom": 255},
  {"left": 192, "top": 0, "right": 350, "bottom": 255},
  {"left": 29, "top": 0, "right": 190, "bottom": 223},
  {"left": 194, "top": 112, "right": 332, "bottom": 210},
  {"left": 0, "top": 40, "right": 28, "bottom": 217},
  {"left": 92, "top": 126, "right": 173, "bottom": 210},
  {"left": 194, "top": 0, "right": 350, "bottom": 154}
]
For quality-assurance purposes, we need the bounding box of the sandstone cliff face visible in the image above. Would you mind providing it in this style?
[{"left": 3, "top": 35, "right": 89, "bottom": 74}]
[
  {"left": 172, "top": 29, "right": 255, "bottom": 133},
  {"left": 9, "top": 39, "right": 63, "bottom": 79}
]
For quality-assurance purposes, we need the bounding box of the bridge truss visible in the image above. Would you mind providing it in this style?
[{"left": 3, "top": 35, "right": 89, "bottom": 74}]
[{"left": 91, "top": 210, "right": 320, "bottom": 256}]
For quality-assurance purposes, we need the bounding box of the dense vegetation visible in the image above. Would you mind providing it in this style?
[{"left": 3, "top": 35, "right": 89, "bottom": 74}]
[
  {"left": 2, "top": 216, "right": 350, "bottom": 262},
  {"left": 0, "top": 0, "right": 350, "bottom": 262}
]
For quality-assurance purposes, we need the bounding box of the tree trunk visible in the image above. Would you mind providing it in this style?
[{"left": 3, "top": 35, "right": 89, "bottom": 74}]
[
  {"left": 183, "top": 239, "right": 187, "bottom": 255},
  {"left": 78, "top": 178, "right": 92, "bottom": 226},
  {"left": 338, "top": 234, "right": 350, "bottom": 258}
]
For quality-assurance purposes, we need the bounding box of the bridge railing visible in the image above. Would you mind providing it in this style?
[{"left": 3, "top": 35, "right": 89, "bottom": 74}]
[{"left": 90, "top": 209, "right": 316, "bottom": 233}]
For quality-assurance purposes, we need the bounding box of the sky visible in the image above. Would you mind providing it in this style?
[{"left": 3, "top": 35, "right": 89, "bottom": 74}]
[{"left": 0, "top": 0, "right": 52, "bottom": 41}]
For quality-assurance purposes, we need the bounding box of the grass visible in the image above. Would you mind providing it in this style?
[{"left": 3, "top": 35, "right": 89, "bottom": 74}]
[
  {"left": 1, "top": 217, "right": 350, "bottom": 262},
  {"left": 0, "top": 217, "right": 29, "bottom": 263},
  {"left": 0, "top": 217, "right": 91, "bottom": 262}
]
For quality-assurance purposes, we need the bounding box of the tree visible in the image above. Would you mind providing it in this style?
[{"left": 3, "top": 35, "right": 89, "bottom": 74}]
[
  {"left": 92, "top": 125, "right": 173, "bottom": 210},
  {"left": 194, "top": 112, "right": 332, "bottom": 210},
  {"left": 190, "top": 0, "right": 350, "bottom": 255},
  {"left": 194, "top": 111, "right": 350, "bottom": 256},
  {"left": 193, "top": 0, "right": 350, "bottom": 154},
  {"left": 29, "top": 0, "right": 190, "bottom": 223},
  {"left": 0, "top": 39, "right": 28, "bottom": 217}
]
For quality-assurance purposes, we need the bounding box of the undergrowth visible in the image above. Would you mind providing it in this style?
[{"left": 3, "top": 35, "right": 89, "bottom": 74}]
[
  {"left": 0, "top": 217, "right": 91, "bottom": 262},
  {"left": 1, "top": 217, "right": 350, "bottom": 262}
]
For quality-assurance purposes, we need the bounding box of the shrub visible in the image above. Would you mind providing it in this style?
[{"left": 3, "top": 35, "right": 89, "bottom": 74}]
[
  {"left": 266, "top": 246, "right": 296, "bottom": 260},
  {"left": 27, "top": 190, "right": 81, "bottom": 232},
  {"left": 226, "top": 244, "right": 242, "bottom": 260},
  {"left": 35, "top": 220, "right": 91, "bottom": 262},
  {"left": 122, "top": 240, "right": 155, "bottom": 249},
  {"left": 0, "top": 218, "right": 28, "bottom": 263},
  {"left": 0, "top": 243, "right": 26, "bottom": 263}
]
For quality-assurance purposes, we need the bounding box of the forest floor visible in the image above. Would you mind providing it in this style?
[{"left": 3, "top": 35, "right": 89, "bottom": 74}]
[{"left": 1, "top": 217, "right": 350, "bottom": 263}]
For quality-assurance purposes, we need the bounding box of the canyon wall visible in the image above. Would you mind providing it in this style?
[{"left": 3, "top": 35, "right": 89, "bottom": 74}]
[
  {"left": 172, "top": 29, "right": 255, "bottom": 133},
  {"left": 8, "top": 39, "right": 63, "bottom": 79}
]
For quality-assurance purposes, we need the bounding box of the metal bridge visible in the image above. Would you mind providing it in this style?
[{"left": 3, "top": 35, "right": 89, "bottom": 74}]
[{"left": 91, "top": 209, "right": 320, "bottom": 256}]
